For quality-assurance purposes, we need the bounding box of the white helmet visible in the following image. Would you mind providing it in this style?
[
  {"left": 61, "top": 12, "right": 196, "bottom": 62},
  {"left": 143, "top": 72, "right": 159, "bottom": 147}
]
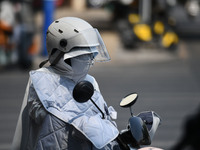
[{"left": 40, "top": 17, "right": 110, "bottom": 67}]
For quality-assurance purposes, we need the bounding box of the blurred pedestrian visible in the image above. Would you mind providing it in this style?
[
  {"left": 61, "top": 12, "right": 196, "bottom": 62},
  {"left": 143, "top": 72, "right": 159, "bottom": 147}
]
[
  {"left": 12, "top": 17, "right": 121, "bottom": 150},
  {"left": 12, "top": 0, "right": 36, "bottom": 70},
  {"left": 0, "top": 0, "right": 15, "bottom": 67}
]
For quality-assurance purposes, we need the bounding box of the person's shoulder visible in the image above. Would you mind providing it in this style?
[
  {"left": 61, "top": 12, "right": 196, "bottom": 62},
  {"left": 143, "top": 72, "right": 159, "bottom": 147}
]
[
  {"left": 29, "top": 67, "right": 51, "bottom": 73},
  {"left": 29, "top": 67, "right": 56, "bottom": 77},
  {"left": 85, "top": 74, "right": 96, "bottom": 83},
  {"left": 85, "top": 74, "right": 100, "bottom": 91},
  {"left": 29, "top": 67, "right": 57, "bottom": 82}
]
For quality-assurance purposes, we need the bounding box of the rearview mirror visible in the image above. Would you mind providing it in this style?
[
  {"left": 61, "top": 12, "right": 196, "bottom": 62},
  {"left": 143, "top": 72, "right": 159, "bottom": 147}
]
[
  {"left": 120, "top": 93, "right": 138, "bottom": 117},
  {"left": 72, "top": 80, "right": 105, "bottom": 119},
  {"left": 120, "top": 93, "right": 138, "bottom": 108},
  {"left": 73, "top": 80, "right": 94, "bottom": 103}
]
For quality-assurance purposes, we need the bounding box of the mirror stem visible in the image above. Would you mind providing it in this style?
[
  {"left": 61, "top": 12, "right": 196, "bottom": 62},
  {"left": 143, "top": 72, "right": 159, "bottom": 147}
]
[
  {"left": 129, "top": 106, "right": 133, "bottom": 117},
  {"left": 90, "top": 98, "right": 105, "bottom": 119}
]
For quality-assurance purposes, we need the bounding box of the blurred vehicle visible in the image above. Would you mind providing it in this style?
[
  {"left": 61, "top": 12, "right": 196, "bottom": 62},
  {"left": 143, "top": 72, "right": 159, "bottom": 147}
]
[
  {"left": 115, "top": 13, "right": 179, "bottom": 50},
  {"left": 104, "top": 0, "right": 179, "bottom": 50},
  {"left": 167, "top": 0, "right": 200, "bottom": 37}
]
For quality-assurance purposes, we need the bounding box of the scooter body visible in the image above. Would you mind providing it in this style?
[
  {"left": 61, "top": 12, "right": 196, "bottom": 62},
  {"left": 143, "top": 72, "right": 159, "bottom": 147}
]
[
  {"left": 119, "top": 93, "right": 162, "bottom": 149},
  {"left": 126, "top": 111, "right": 162, "bottom": 150}
]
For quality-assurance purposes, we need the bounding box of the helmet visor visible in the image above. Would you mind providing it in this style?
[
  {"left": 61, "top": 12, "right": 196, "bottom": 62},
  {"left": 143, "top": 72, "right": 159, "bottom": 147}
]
[
  {"left": 64, "top": 28, "right": 111, "bottom": 62},
  {"left": 91, "top": 29, "right": 110, "bottom": 62}
]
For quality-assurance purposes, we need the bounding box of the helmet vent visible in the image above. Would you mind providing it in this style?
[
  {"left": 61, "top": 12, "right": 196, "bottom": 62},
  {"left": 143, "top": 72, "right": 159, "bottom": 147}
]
[
  {"left": 74, "top": 29, "right": 79, "bottom": 33},
  {"left": 55, "top": 21, "right": 59, "bottom": 23},
  {"left": 58, "top": 29, "right": 63, "bottom": 33}
]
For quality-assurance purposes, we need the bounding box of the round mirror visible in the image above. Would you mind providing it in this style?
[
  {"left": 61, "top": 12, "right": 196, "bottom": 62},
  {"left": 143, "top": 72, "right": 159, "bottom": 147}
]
[
  {"left": 120, "top": 93, "right": 138, "bottom": 107},
  {"left": 73, "top": 81, "right": 94, "bottom": 103}
]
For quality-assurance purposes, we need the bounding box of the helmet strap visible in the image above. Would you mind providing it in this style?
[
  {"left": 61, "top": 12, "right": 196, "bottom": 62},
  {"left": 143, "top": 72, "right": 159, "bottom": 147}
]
[
  {"left": 50, "top": 51, "right": 65, "bottom": 66},
  {"left": 39, "top": 59, "right": 49, "bottom": 68},
  {"left": 39, "top": 50, "right": 65, "bottom": 68}
]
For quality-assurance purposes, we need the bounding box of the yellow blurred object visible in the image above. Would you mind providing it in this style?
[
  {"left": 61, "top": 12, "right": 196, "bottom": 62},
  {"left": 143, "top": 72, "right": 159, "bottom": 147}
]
[
  {"left": 154, "top": 21, "right": 164, "bottom": 35},
  {"left": 128, "top": 13, "right": 140, "bottom": 24},
  {"left": 133, "top": 24, "right": 152, "bottom": 41},
  {"left": 162, "top": 32, "right": 179, "bottom": 48}
]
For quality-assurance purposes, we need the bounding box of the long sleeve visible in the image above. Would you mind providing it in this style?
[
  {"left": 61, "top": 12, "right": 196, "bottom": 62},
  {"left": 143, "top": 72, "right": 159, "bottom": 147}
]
[{"left": 28, "top": 83, "right": 47, "bottom": 124}]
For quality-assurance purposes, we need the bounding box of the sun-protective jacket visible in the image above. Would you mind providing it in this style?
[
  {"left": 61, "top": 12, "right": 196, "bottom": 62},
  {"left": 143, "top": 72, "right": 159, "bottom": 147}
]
[{"left": 12, "top": 67, "right": 119, "bottom": 150}]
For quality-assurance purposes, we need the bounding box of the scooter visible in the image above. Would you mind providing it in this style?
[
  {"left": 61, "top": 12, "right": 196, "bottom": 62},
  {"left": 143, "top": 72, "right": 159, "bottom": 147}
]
[
  {"left": 72, "top": 80, "right": 163, "bottom": 150},
  {"left": 104, "top": 0, "right": 179, "bottom": 50}
]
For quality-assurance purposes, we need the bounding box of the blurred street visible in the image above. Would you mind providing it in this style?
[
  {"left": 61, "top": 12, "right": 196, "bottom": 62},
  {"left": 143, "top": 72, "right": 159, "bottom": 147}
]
[{"left": 0, "top": 0, "right": 200, "bottom": 150}]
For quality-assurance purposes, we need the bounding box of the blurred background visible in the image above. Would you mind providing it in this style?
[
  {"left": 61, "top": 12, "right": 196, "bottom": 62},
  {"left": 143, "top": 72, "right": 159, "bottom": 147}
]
[{"left": 0, "top": 0, "right": 200, "bottom": 149}]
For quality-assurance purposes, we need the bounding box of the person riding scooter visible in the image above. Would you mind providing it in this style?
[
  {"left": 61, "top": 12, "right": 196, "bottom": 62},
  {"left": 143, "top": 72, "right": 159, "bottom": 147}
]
[{"left": 12, "top": 17, "right": 121, "bottom": 150}]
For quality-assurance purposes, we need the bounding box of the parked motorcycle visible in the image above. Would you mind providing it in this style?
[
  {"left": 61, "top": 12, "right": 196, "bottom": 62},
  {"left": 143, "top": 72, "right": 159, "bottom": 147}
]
[
  {"left": 104, "top": 0, "right": 179, "bottom": 50},
  {"left": 73, "top": 80, "right": 163, "bottom": 150}
]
